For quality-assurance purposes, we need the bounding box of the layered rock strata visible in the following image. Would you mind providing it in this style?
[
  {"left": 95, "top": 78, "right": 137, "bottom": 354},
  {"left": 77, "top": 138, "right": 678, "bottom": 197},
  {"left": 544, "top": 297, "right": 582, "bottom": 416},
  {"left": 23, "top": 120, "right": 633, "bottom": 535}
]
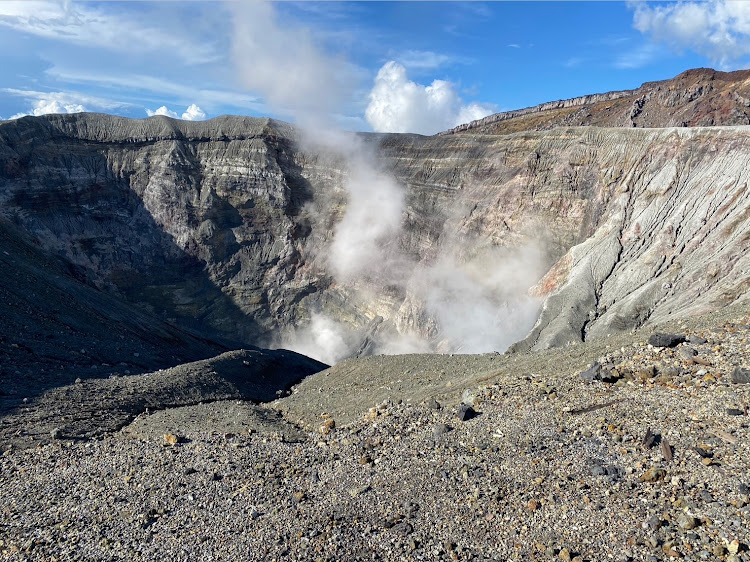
[{"left": 2, "top": 113, "right": 750, "bottom": 358}]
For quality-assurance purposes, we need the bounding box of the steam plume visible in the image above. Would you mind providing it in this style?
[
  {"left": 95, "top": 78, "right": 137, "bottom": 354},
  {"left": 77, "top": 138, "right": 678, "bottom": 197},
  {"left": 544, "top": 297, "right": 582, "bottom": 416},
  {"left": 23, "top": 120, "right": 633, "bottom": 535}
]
[{"left": 231, "top": 2, "right": 543, "bottom": 364}]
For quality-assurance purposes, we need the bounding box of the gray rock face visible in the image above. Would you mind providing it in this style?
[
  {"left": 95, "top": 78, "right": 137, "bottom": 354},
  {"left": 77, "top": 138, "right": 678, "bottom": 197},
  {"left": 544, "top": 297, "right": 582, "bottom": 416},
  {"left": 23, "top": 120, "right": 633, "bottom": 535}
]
[
  {"left": 3, "top": 113, "right": 750, "bottom": 359},
  {"left": 515, "top": 126, "right": 750, "bottom": 351}
]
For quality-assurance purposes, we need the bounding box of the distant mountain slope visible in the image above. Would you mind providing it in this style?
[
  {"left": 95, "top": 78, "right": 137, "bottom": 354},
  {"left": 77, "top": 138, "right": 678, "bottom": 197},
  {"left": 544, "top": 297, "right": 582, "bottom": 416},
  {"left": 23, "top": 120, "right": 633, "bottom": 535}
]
[{"left": 443, "top": 68, "right": 750, "bottom": 135}]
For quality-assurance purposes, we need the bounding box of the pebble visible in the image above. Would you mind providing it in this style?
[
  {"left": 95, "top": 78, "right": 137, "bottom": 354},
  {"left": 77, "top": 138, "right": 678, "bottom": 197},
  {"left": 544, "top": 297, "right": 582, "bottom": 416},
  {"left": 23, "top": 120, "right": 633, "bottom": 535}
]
[
  {"left": 730, "top": 367, "right": 750, "bottom": 384},
  {"left": 432, "top": 423, "right": 450, "bottom": 438},
  {"left": 640, "top": 467, "right": 667, "bottom": 482},
  {"left": 678, "top": 346, "right": 697, "bottom": 359},
  {"left": 456, "top": 403, "right": 476, "bottom": 421},
  {"left": 648, "top": 333, "right": 687, "bottom": 348},
  {"left": 676, "top": 512, "right": 698, "bottom": 530},
  {"left": 425, "top": 398, "right": 441, "bottom": 410},
  {"left": 579, "top": 361, "right": 602, "bottom": 382}
]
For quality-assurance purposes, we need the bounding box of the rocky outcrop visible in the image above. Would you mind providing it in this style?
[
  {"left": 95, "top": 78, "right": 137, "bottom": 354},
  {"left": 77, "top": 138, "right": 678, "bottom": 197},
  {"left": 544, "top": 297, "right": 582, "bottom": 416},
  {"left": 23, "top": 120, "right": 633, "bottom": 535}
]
[{"left": 443, "top": 68, "right": 750, "bottom": 135}]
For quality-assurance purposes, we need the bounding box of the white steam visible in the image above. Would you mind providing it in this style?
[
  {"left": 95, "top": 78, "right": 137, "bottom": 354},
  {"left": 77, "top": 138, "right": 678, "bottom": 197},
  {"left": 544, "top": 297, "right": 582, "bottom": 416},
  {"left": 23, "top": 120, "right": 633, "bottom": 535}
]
[
  {"left": 326, "top": 144, "right": 406, "bottom": 281},
  {"left": 230, "top": 2, "right": 542, "bottom": 364},
  {"left": 282, "top": 314, "right": 354, "bottom": 366},
  {"left": 415, "top": 247, "right": 544, "bottom": 353},
  {"left": 230, "top": 1, "right": 351, "bottom": 125},
  {"left": 365, "top": 61, "right": 495, "bottom": 135}
]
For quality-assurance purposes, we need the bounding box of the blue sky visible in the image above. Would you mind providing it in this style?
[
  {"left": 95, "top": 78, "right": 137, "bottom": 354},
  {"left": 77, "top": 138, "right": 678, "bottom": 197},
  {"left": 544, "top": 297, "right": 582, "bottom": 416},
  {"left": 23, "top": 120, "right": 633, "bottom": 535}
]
[{"left": 1, "top": 1, "right": 749, "bottom": 134}]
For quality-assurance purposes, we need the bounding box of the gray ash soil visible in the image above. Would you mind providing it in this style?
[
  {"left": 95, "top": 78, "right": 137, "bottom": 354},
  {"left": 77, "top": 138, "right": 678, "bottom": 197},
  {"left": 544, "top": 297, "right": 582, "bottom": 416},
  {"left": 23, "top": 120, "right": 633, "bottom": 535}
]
[
  {"left": 1, "top": 305, "right": 749, "bottom": 561},
  {"left": 0, "top": 349, "right": 325, "bottom": 451},
  {"left": 0, "top": 218, "right": 235, "bottom": 414}
]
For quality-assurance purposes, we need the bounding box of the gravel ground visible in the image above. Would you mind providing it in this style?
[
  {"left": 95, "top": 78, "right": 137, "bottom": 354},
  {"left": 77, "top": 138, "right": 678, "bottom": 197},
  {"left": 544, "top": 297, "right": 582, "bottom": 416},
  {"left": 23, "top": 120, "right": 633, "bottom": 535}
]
[{"left": 2, "top": 310, "right": 750, "bottom": 561}]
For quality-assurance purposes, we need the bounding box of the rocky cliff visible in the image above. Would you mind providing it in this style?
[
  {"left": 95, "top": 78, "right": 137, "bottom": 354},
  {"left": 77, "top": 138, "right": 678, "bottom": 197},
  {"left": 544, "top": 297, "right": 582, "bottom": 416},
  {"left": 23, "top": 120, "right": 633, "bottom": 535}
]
[
  {"left": 3, "top": 85, "right": 750, "bottom": 362},
  {"left": 443, "top": 68, "right": 750, "bottom": 135}
]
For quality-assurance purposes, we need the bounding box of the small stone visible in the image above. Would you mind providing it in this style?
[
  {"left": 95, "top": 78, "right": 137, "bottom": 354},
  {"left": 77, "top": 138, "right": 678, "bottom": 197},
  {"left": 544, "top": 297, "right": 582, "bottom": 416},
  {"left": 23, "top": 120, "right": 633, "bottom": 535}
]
[
  {"left": 391, "top": 521, "right": 413, "bottom": 535},
  {"left": 648, "top": 333, "right": 686, "bottom": 348},
  {"left": 319, "top": 418, "right": 335, "bottom": 435},
  {"left": 425, "top": 398, "right": 441, "bottom": 410},
  {"left": 661, "top": 438, "right": 673, "bottom": 462},
  {"left": 579, "top": 362, "right": 602, "bottom": 382},
  {"left": 726, "top": 408, "right": 744, "bottom": 416},
  {"left": 727, "top": 540, "right": 740, "bottom": 555},
  {"left": 432, "top": 423, "right": 450, "bottom": 438},
  {"left": 347, "top": 485, "right": 369, "bottom": 498},
  {"left": 456, "top": 403, "right": 476, "bottom": 421},
  {"left": 640, "top": 467, "right": 667, "bottom": 482},
  {"left": 662, "top": 542, "right": 680, "bottom": 557},
  {"left": 637, "top": 366, "right": 657, "bottom": 382},
  {"left": 730, "top": 367, "right": 750, "bottom": 384},
  {"left": 50, "top": 428, "right": 62, "bottom": 440},
  {"left": 558, "top": 547, "right": 571, "bottom": 561},
  {"left": 676, "top": 512, "right": 698, "bottom": 530},
  {"left": 74, "top": 378, "right": 82, "bottom": 384},
  {"left": 461, "top": 388, "right": 477, "bottom": 406},
  {"left": 712, "top": 544, "right": 726, "bottom": 557},
  {"left": 359, "top": 455, "right": 373, "bottom": 465},
  {"left": 679, "top": 347, "right": 697, "bottom": 360},
  {"left": 643, "top": 428, "right": 656, "bottom": 448},
  {"left": 163, "top": 433, "right": 179, "bottom": 446},
  {"left": 525, "top": 499, "right": 540, "bottom": 512},
  {"left": 687, "top": 335, "right": 708, "bottom": 345}
]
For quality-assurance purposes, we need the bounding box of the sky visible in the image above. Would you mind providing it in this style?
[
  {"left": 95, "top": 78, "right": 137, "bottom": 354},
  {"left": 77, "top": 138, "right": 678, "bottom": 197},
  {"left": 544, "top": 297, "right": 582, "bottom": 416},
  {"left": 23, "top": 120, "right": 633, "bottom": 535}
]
[{"left": 1, "top": 1, "right": 750, "bottom": 135}]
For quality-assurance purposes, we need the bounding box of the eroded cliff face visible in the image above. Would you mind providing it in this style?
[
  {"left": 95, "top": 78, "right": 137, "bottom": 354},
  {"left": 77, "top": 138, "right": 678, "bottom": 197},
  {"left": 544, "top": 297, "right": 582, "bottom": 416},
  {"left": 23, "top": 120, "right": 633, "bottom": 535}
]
[
  {"left": 514, "top": 126, "right": 750, "bottom": 351},
  {"left": 2, "top": 113, "right": 750, "bottom": 360}
]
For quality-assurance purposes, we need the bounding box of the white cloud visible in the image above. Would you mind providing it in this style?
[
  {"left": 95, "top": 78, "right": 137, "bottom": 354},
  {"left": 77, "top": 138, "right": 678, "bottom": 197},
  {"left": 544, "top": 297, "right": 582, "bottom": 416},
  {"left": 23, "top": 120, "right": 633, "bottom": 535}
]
[
  {"left": 0, "top": 1, "right": 219, "bottom": 64},
  {"left": 182, "top": 104, "right": 207, "bottom": 121},
  {"left": 614, "top": 42, "right": 662, "bottom": 69},
  {"left": 364, "top": 61, "right": 495, "bottom": 135},
  {"left": 395, "top": 50, "right": 470, "bottom": 70},
  {"left": 45, "top": 67, "right": 265, "bottom": 115},
  {"left": 146, "top": 106, "right": 179, "bottom": 118},
  {"left": 4, "top": 88, "right": 130, "bottom": 119},
  {"left": 145, "top": 104, "right": 207, "bottom": 120},
  {"left": 564, "top": 57, "right": 584, "bottom": 68},
  {"left": 632, "top": 1, "right": 750, "bottom": 68},
  {"left": 10, "top": 99, "right": 85, "bottom": 119}
]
